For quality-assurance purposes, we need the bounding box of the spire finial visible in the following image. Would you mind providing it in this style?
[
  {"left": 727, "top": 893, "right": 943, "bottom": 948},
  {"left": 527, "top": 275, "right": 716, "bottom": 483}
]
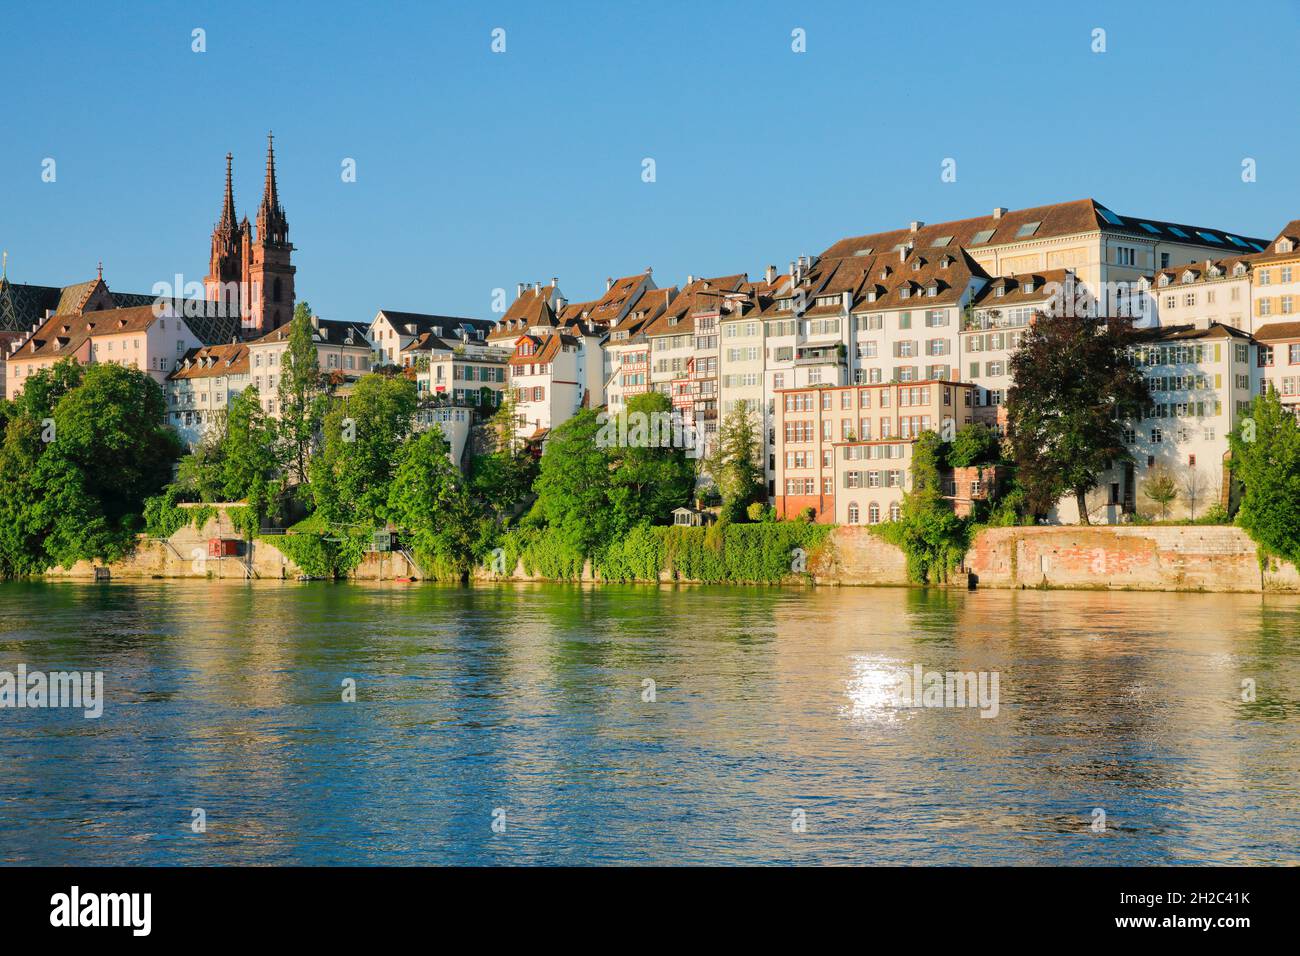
[
  {"left": 1, "top": 251, "right": 7, "bottom": 280},
  {"left": 97, "top": 261, "right": 103, "bottom": 281}
]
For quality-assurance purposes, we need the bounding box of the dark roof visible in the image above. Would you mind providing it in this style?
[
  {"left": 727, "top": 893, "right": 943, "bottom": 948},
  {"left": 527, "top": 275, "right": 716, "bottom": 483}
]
[
  {"left": 252, "top": 317, "right": 371, "bottom": 347},
  {"left": 375, "top": 310, "right": 495, "bottom": 340},
  {"left": 818, "top": 199, "right": 1268, "bottom": 262}
]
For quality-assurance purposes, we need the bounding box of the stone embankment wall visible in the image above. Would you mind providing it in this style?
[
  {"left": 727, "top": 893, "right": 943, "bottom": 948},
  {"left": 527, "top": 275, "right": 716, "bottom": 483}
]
[
  {"left": 45, "top": 512, "right": 298, "bottom": 580},
  {"left": 42, "top": 518, "right": 1300, "bottom": 593},
  {"left": 963, "top": 525, "right": 1300, "bottom": 592}
]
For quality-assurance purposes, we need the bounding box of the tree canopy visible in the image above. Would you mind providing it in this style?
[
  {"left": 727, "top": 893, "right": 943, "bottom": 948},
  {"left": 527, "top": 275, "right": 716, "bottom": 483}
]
[{"left": 1006, "top": 313, "right": 1148, "bottom": 523}]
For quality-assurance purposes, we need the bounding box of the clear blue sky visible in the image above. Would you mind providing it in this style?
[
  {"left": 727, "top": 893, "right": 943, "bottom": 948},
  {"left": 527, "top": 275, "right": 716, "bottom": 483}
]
[{"left": 1, "top": 0, "right": 1296, "bottom": 322}]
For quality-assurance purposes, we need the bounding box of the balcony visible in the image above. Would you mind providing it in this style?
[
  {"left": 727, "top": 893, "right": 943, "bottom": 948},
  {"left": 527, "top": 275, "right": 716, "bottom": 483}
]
[{"left": 794, "top": 346, "right": 846, "bottom": 366}]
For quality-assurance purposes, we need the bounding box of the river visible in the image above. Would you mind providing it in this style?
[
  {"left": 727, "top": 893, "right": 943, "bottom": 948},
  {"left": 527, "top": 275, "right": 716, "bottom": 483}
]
[{"left": 1, "top": 581, "right": 1296, "bottom": 865}]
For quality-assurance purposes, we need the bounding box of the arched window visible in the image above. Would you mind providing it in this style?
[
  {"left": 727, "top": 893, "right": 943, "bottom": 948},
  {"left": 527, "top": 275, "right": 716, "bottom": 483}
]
[
  {"left": 848, "top": 503, "right": 860, "bottom": 524},
  {"left": 868, "top": 503, "right": 880, "bottom": 524},
  {"left": 889, "top": 502, "right": 901, "bottom": 522}
]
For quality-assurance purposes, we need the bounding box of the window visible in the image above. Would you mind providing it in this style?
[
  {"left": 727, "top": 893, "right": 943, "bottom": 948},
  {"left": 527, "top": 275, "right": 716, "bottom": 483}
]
[
  {"left": 868, "top": 503, "right": 880, "bottom": 524},
  {"left": 1116, "top": 246, "right": 1136, "bottom": 266},
  {"left": 848, "top": 503, "right": 860, "bottom": 524}
]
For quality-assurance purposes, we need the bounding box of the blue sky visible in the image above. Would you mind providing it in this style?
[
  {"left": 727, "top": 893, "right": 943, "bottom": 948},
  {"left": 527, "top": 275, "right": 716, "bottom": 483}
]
[{"left": 1, "top": 0, "right": 1296, "bottom": 321}]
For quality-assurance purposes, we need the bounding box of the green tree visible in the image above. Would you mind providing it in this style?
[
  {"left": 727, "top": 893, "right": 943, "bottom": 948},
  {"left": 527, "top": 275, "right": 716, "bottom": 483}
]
[
  {"left": 533, "top": 407, "right": 614, "bottom": 557},
  {"left": 388, "top": 428, "right": 482, "bottom": 579},
  {"left": 605, "top": 391, "right": 694, "bottom": 532},
  {"left": 1, "top": 363, "right": 179, "bottom": 573},
  {"left": 1228, "top": 389, "right": 1300, "bottom": 563},
  {"left": 705, "top": 402, "right": 764, "bottom": 520},
  {"left": 1141, "top": 466, "right": 1178, "bottom": 520},
  {"left": 948, "top": 422, "right": 1001, "bottom": 467},
  {"left": 278, "top": 301, "right": 324, "bottom": 484},
  {"left": 11, "top": 357, "right": 85, "bottom": 420},
  {"left": 877, "top": 430, "right": 968, "bottom": 583},
  {"left": 467, "top": 390, "right": 536, "bottom": 519},
  {"left": 220, "top": 386, "right": 282, "bottom": 530},
  {"left": 310, "top": 373, "right": 418, "bottom": 528},
  {"left": 1006, "top": 313, "right": 1148, "bottom": 523}
]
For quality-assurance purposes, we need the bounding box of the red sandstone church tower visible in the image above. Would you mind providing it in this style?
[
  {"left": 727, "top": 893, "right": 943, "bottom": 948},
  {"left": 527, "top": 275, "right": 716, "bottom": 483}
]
[{"left": 203, "top": 133, "right": 296, "bottom": 336}]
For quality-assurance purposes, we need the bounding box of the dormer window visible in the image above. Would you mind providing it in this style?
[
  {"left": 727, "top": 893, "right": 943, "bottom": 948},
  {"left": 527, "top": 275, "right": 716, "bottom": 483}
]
[
  {"left": 1234, "top": 264, "right": 1247, "bottom": 276},
  {"left": 1158, "top": 274, "right": 1171, "bottom": 287},
  {"left": 1021, "top": 281, "right": 1034, "bottom": 294},
  {"left": 899, "top": 287, "right": 911, "bottom": 299},
  {"left": 1182, "top": 271, "right": 1196, "bottom": 284},
  {"left": 994, "top": 286, "right": 1005, "bottom": 297},
  {"left": 1279, "top": 239, "right": 1294, "bottom": 253},
  {"left": 926, "top": 285, "right": 938, "bottom": 297},
  {"left": 865, "top": 290, "right": 877, "bottom": 302}
]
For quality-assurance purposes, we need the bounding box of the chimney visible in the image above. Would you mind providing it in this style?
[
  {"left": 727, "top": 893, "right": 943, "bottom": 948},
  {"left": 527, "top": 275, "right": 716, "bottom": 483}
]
[
  {"left": 992, "top": 207, "right": 1007, "bottom": 219},
  {"left": 551, "top": 277, "right": 558, "bottom": 288},
  {"left": 310, "top": 314, "right": 320, "bottom": 330},
  {"left": 533, "top": 281, "right": 541, "bottom": 292},
  {"left": 766, "top": 264, "right": 776, "bottom": 284},
  {"left": 910, "top": 221, "right": 924, "bottom": 232},
  {"left": 687, "top": 274, "right": 695, "bottom": 285},
  {"left": 606, "top": 277, "right": 614, "bottom": 292},
  {"left": 516, "top": 282, "right": 525, "bottom": 298}
]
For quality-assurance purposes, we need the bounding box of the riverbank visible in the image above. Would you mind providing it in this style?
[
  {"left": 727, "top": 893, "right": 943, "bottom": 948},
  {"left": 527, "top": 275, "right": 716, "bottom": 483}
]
[{"left": 38, "top": 511, "right": 1300, "bottom": 593}]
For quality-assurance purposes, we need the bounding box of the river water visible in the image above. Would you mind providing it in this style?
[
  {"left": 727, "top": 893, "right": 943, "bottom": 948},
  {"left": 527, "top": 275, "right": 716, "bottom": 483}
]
[{"left": 0, "top": 580, "right": 1296, "bottom": 865}]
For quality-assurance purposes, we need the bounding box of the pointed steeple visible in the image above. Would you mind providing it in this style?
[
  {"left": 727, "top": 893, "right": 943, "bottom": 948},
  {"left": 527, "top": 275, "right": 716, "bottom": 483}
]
[
  {"left": 256, "top": 130, "right": 288, "bottom": 245},
  {"left": 219, "top": 152, "right": 236, "bottom": 230}
]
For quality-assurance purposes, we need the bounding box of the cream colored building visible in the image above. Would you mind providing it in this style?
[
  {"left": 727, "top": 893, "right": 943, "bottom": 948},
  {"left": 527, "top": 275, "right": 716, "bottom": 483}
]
[{"left": 167, "top": 342, "right": 251, "bottom": 446}]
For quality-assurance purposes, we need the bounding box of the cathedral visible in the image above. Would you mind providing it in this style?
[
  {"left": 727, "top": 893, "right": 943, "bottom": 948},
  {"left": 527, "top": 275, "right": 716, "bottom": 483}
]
[{"left": 204, "top": 133, "right": 296, "bottom": 337}]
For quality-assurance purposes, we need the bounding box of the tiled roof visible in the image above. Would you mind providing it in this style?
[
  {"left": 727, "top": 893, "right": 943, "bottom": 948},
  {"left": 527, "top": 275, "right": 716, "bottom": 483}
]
[
  {"left": 610, "top": 287, "right": 675, "bottom": 341},
  {"left": 251, "top": 317, "right": 371, "bottom": 347},
  {"left": 0, "top": 276, "right": 160, "bottom": 333},
  {"left": 169, "top": 342, "right": 251, "bottom": 379},
  {"left": 14, "top": 305, "right": 164, "bottom": 360},
  {"left": 970, "top": 268, "right": 1078, "bottom": 306},
  {"left": 508, "top": 332, "right": 578, "bottom": 366},
  {"left": 1139, "top": 322, "right": 1252, "bottom": 343},
  {"left": 584, "top": 272, "right": 650, "bottom": 326},
  {"left": 1150, "top": 255, "right": 1258, "bottom": 287},
  {"left": 374, "top": 309, "right": 495, "bottom": 340},
  {"left": 818, "top": 199, "right": 1268, "bottom": 262},
  {"left": 1254, "top": 321, "right": 1300, "bottom": 342}
]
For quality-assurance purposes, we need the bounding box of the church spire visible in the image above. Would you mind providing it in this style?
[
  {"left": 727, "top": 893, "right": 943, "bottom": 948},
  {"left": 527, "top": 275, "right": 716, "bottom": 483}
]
[
  {"left": 256, "top": 131, "right": 288, "bottom": 244},
  {"left": 219, "top": 152, "right": 236, "bottom": 230}
]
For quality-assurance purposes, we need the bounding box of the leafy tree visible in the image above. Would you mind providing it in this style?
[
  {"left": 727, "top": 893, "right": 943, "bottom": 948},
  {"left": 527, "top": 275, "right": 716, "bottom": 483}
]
[
  {"left": 11, "top": 357, "right": 84, "bottom": 420},
  {"left": 0, "top": 363, "right": 179, "bottom": 573},
  {"left": 220, "top": 386, "right": 282, "bottom": 530},
  {"left": 388, "top": 428, "right": 482, "bottom": 579},
  {"left": 532, "top": 408, "right": 614, "bottom": 557},
  {"left": 605, "top": 391, "right": 694, "bottom": 532},
  {"left": 468, "top": 390, "right": 536, "bottom": 519},
  {"left": 0, "top": 415, "right": 51, "bottom": 576},
  {"left": 175, "top": 423, "right": 228, "bottom": 503},
  {"left": 278, "top": 301, "right": 325, "bottom": 484},
  {"left": 876, "top": 430, "right": 968, "bottom": 583},
  {"left": 704, "top": 402, "right": 765, "bottom": 520},
  {"left": 1228, "top": 389, "right": 1300, "bottom": 563},
  {"left": 310, "top": 373, "right": 418, "bottom": 528},
  {"left": 948, "top": 422, "right": 1001, "bottom": 468},
  {"left": 1006, "top": 313, "right": 1148, "bottom": 523},
  {"left": 1142, "top": 466, "right": 1178, "bottom": 520}
]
